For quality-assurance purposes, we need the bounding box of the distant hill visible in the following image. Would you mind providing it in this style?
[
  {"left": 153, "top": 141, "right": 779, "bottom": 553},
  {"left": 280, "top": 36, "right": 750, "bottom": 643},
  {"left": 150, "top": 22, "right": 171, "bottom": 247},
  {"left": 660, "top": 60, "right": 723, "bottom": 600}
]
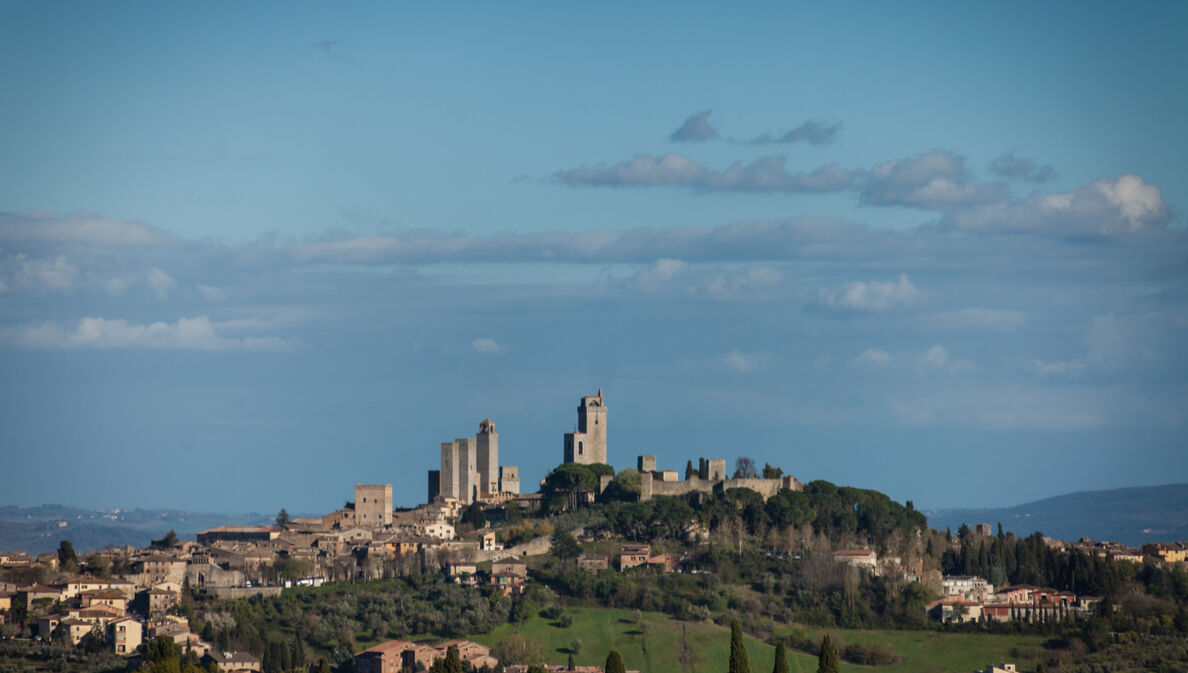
[
  {"left": 0, "top": 504, "right": 272, "bottom": 555},
  {"left": 924, "top": 484, "right": 1188, "bottom": 547}
]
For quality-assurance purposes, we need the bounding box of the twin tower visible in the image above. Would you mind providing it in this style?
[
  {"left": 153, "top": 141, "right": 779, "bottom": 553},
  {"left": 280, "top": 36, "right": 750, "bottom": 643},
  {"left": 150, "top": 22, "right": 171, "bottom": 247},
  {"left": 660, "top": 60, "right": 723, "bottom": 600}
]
[
  {"left": 432, "top": 390, "right": 608, "bottom": 505},
  {"left": 434, "top": 419, "right": 520, "bottom": 506}
]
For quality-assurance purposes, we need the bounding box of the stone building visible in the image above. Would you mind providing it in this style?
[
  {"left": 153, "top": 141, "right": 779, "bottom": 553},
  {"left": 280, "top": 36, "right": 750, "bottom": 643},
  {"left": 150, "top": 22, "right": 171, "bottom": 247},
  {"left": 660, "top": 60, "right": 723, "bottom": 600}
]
[
  {"left": 563, "top": 389, "right": 607, "bottom": 465},
  {"left": 637, "top": 455, "right": 800, "bottom": 501},
  {"left": 476, "top": 419, "right": 499, "bottom": 496},
  {"left": 499, "top": 465, "right": 520, "bottom": 495},
  {"left": 437, "top": 419, "right": 520, "bottom": 504},
  {"left": 441, "top": 437, "right": 479, "bottom": 504},
  {"left": 353, "top": 484, "right": 393, "bottom": 528}
]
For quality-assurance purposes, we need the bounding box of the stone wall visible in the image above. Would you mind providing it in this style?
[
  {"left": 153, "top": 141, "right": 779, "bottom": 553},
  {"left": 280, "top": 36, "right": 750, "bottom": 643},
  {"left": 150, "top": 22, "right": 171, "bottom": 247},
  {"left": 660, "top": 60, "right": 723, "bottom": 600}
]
[{"left": 640, "top": 474, "right": 804, "bottom": 501}]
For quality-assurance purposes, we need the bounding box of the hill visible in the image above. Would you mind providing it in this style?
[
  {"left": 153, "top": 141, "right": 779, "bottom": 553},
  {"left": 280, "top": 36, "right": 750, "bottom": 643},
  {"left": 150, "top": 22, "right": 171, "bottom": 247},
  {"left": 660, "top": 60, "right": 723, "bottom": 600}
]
[
  {"left": 0, "top": 504, "right": 271, "bottom": 555},
  {"left": 924, "top": 483, "right": 1188, "bottom": 547}
]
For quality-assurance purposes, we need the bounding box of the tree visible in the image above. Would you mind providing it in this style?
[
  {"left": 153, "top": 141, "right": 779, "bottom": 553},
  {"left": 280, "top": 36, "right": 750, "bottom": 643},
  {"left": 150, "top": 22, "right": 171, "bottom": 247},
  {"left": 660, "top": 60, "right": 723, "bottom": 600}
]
[
  {"left": 276, "top": 508, "right": 291, "bottom": 527},
  {"left": 816, "top": 635, "right": 840, "bottom": 673},
  {"left": 568, "top": 653, "right": 575, "bottom": 671},
  {"left": 505, "top": 501, "right": 523, "bottom": 524},
  {"left": 729, "top": 619, "right": 751, "bottom": 673},
  {"left": 762, "top": 463, "right": 783, "bottom": 479},
  {"left": 461, "top": 502, "right": 487, "bottom": 529},
  {"left": 444, "top": 645, "right": 463, "bottom": 673},
  {"left": 605, "top": 650, "right": 626, "bottom": 673},
  {"left": 57, "top": 539, "right": 78, "bottom": 567},
  {"left": 570, "top": 638, "right": 583, "bottom": 655},
  {"left": 152, "top": 530, "right": 179, "bottom": 549},
  {"left": 316, "top": 659, "right": 331, "bottom": 673},
  {"left": 733, "top": 457, "right": 758, "bottom": 479},
  {"left": 698, "top": 458, "right": 708, "bottom": 480},
  {"left": 772, "top": 641, "right": 789, "bottom": 673},
  {"left": 551, "top": 529, "right": 582, "bottom": 561},
  {"left": 686, "top": 460, "right": 695, "bottom": 480}
]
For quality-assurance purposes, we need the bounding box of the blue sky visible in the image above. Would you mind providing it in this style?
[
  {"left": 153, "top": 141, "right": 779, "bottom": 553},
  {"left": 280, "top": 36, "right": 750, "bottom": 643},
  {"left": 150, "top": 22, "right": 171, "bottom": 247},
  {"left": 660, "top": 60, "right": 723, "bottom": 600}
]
[{"left": 1, "top": 2, "right": 1186, "bottom": 515}]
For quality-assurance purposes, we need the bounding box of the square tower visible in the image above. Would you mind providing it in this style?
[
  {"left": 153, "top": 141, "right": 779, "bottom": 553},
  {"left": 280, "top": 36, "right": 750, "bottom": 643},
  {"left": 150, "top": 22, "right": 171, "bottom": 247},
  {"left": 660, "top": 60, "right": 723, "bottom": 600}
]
[
  {"left": 476, "top": 418, "right": 499, "bottom": 496},
  {"left": 354, "top": 484, "right": 392, "bottom": 527},
  {"left": 563, "top": 389, "right": 607, "bottom": 465},
  {"left": 440, "top": 439, "right": 480, "bottom": 504}
]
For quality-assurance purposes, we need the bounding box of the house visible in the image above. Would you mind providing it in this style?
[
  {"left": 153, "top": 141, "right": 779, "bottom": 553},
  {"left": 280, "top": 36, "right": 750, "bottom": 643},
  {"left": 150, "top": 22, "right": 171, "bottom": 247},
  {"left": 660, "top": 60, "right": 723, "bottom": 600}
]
[
  {"left": 19, "top": 584, "right": 63, "bottom": 606},
  {"left": 197, "top": 526, "right": 280, "bottom": 545},
  {"left": 148, "top": 588, "right": 180, "bottom": 614},
  {"left": 480, "top": 531, "right": 502, "bottom": 551},
  {"left": 492, "top": 557, "right": 528, "bottom": 578},
  {"left": 439, "top": 640, "right": 498, "bottom": 669},
  {"left": 1143, "top": 542, "right": 1188, "bottom": 564},
  {"left": 619, "top": 544, "right": 651, "bottom": 570},
  {"left": 108, "top": 616, "right": 142, "bottom": 656},
  {"left": 447, "top": 562, "right": 478, "bottom": 586},
  {"left": 831, "top": 549, "right": 878, "bottom": 572},
  {"left": 209, "top": 650, "right": 262, "bottom": 673},
  {"left": 491, "top": 572, "right": 526, "bottom": 596},
  {"left": 577, "top": 553, "right": 608, "bottom": 572},
  {"left": 941, "top": 576, "right": 992, "bottom": 601},
  {"left": 983, "top": 665, "right": 1017, "bottom": 673},
  {"left": 647, "top": 553, "right": 679, "bottom": 573},
  {"left": 79, "top": 590, "right": 129, "bottom": 613},
  {"left": 925, "top": 597, "right": 983, "bottom": 623}
]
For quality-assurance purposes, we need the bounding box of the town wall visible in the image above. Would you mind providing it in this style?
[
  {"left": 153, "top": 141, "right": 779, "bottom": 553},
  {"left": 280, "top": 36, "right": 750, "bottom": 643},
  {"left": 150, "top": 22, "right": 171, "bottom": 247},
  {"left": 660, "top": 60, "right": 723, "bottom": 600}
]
[{"left": 640, "top": 474, "right": 804, "bottom": 501}]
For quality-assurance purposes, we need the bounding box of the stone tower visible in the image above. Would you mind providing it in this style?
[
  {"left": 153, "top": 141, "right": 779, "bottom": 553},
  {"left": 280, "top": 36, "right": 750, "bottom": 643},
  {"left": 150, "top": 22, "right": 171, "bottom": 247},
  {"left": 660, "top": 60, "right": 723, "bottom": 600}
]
[
  {"left": 476, "top": 418, "right": 499, "bottom": 497},
  {"left": 564, "top": 389, "right": 607, "bottom": 465},
  {"left": 440, "top": 438, "right": 479, "bottom": 504}
]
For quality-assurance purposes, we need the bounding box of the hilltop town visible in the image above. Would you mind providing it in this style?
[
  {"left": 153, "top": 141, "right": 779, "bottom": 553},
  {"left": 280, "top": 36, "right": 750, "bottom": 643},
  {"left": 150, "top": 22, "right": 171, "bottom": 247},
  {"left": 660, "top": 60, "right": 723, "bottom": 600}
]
[{"left": 2, "top": 390, "right": 1187, "bottom": 673}]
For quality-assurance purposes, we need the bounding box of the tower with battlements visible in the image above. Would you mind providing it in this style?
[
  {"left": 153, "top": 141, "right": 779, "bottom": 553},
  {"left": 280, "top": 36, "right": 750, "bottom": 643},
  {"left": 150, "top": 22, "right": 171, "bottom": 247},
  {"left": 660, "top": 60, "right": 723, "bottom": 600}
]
[{"left": 563, "top": 389, "right": 607, "bottom": 465}]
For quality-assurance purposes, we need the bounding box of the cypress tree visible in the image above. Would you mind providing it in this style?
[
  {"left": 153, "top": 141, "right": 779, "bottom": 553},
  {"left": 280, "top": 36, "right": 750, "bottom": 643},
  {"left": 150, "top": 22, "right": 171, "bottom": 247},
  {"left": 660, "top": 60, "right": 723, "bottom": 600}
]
[
  {"left": 816, "top": 635, "right": 840, "bottom": 673},
  {"left": 445, "top": 645, "right": 463, "bottom": 673},
  {"left": 772, "top": 642, "right": 789, "bottom": 673},
  {"left": 568, "top": 652, "right": 575, "bottom": 671},
  {"left": 605, "top": 650, "right": 626, "bottom": 673},
  {"left": 292, "top": 636, "right": 306, "bottom": 670},
  {"left": 729, "top": 619, "right": 750, "bottom": 673}
]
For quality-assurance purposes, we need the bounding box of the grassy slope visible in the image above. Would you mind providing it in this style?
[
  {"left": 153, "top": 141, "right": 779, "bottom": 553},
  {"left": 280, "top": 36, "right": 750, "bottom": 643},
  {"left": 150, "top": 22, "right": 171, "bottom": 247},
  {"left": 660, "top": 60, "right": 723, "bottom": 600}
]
[{"left": 466, "top": 607, "right": 1045, "bottom": 673}]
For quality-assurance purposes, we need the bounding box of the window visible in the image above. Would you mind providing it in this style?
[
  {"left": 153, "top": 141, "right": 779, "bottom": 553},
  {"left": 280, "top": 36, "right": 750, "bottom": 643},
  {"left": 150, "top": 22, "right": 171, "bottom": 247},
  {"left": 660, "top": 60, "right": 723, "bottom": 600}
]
[{"left": 578, "top": 441, "right": 583, "bottom": 454}]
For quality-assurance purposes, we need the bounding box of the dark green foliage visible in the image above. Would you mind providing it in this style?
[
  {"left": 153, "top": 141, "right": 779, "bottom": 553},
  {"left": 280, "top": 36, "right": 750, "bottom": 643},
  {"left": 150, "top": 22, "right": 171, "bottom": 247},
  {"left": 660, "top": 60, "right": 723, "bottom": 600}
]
[
  {"left": 567, "top": 652, "right": 575, "bottom": 670},
  {"left": 56, "top": 539, "right": 77, "bottom": 566},
  {"left": 276, "top": 508, "right": 291, "bottom": 527},
  {"left": 772, "top": 641, "right": 788, "bottom": 673},
  {"left": 550, "top": 530, "right": 582, "bottom": 561},
  {"left": 461, "top": 502, "right": 487, "bottom": 529},
  {"left": 686, "top": 460, "right": 695, "bottom": 480},
  {"left": 816, "top": 635, "right": 840, "bottom": 673},
  {"left": 729, "top": 619, "right": 750, "bottom": 673},
  {"left": 698, "top": 458, "right": 708, "bottom": 480},
  {"left": 605, "top": 650, "right": 626, "bottom": 673},
  {"left": 152, "top": 529, "right": 179, "bottom": 549},
  {"left": 762, "top": 464, "right": 782, "bottom": 479},
  {"left": 444, "top": 645, "right": 463, "bottom": 673}
]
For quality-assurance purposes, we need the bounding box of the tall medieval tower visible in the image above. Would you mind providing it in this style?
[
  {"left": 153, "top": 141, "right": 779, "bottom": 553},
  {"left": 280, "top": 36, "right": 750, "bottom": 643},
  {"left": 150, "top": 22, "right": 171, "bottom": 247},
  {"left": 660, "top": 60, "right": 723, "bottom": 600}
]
[
  {"left": 476, "top": 418, "right": 499, "bottom": 496},
  {"left": 564, "top": 389, "right": 607, "bottom": 465}
]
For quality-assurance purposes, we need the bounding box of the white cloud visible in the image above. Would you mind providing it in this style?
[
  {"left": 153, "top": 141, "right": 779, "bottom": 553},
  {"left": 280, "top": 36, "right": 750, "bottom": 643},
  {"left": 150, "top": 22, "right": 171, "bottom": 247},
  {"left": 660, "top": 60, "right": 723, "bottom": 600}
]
[
  {"left": 0, "top": 211, "right": 175, "bottom": 247},
  {"left": 629, "top": 258, "right": 688, "bottom": 292},
  {"left": 853, "top": 348, "right": 891, "bottom": 367},
  {"left": 2, "top": 253, "right": 79, "bottom": 293},
  {"left": 12, "top": 316, "right": 291, "bottom": 351},
  {"left": 945, "top": 174, "right": 1169, "bottom": 236},
  {"left": 924, "top": 308, "right": 1026, "bottom": 332},
  {"left": 722, "top": 349, "right": 769, "bottom": 373},
  {"left": 145, "top": 268, "right": 177, "bottom": 299},
  {"left": 821, "top": 273, "right": 919, "bottom": 311},
  {"left": 919, "top": 344, "right": 974, "bottom": 373},
  {"left": 703, "top": 266, "right": 781, "bottom": 299},
  {"left": 196, "top": 284, "right": 227, "bottom": 302},
  {"left": 471, "top": 338, "right": 502, "bottom": 355},
  {"left": 1025, "top": 359, "right": 1086, "bottom": 376}
]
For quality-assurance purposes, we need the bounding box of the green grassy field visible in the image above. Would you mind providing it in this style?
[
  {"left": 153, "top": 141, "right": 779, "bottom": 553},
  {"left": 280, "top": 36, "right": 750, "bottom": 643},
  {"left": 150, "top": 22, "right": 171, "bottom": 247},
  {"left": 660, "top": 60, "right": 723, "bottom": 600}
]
[{"left": 467, "top": 607, "right": 1046, "bottom": 673}]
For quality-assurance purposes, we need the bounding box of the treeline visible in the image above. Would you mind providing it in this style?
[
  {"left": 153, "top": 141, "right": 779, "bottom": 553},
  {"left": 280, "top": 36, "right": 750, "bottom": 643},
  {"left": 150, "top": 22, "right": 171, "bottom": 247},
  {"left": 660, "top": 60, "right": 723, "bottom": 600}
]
[
  {"left": 597, "top": 480, "right": 925, "bottom": 550},
  {"left": 188, "top": 576, "right": 512, "bottom": 668}
]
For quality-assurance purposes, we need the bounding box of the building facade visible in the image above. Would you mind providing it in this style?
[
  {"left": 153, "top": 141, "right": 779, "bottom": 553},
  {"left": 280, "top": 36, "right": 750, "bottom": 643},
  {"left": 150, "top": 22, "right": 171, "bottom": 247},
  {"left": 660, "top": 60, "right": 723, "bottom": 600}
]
[{"left": 563, "top": 389, "right": 607, "bottom": 465}]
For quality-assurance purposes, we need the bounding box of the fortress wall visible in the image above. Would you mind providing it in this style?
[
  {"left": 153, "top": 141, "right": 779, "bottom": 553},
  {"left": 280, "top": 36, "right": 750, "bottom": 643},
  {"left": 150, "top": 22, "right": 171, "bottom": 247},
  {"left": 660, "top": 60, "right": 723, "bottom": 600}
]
[{"left": 640, "top": 474, "right": 803, "bottom": 501}]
